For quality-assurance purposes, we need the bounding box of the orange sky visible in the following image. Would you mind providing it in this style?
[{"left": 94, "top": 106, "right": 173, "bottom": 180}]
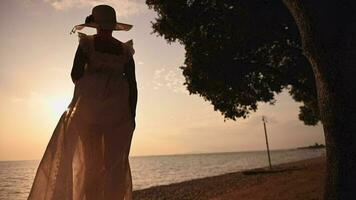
[{"left": 0, "top": 0, "right": 324, "bottom": 161}]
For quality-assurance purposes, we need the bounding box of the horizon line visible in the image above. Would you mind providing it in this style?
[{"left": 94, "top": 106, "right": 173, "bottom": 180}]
[{"left": 0, "top": 146, "right": 325, "bottom": 162}]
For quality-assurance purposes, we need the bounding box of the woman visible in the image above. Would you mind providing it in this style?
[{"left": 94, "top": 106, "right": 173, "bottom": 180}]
[{"left": 28, "top": 5, "right": 137, "bottom": 200}]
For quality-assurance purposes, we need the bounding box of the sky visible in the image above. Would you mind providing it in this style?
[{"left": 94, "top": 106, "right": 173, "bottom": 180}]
[{"left": 0, "top": 0, "right": 325, "bottom": 161}]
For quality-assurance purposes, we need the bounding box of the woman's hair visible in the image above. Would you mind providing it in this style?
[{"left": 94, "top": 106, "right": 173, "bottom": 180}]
[{"left": 85, "top": 14, "right": 94, "bottom": 23}]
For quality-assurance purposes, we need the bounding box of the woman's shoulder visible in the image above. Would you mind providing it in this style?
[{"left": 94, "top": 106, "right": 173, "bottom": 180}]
[
  {"left": 111, "top": 37, "right": 135, "bottom": 57},
  {"left": 119, "top": 39, "right": 135, "bottom": 57},
  {"left": 77, "top": 32, "right": 92, "bottom": 41},
  {"left": 77, "top": 32, "right": 93, "bottom": 52}
]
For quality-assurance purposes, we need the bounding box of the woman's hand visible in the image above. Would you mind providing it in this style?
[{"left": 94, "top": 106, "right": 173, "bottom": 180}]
[
  {"left": 130, "top": 116, "right": 136, "bottom": 130},
  {"left": 131, "top": 111, "right": 136, "bottom": 128}
]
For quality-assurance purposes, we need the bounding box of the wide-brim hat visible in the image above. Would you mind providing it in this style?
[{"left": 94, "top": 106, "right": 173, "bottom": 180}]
[{"left": 71, "top": 5, "right": 133, "bottom": 34}]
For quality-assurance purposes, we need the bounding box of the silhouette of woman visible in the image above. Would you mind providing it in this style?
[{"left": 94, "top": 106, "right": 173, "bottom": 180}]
[{"left": 28, "top": 5, "right": 137, "bottom": 200}]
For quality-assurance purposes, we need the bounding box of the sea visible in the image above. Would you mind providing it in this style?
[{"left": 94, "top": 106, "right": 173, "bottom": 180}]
[{"left": 0, "top": 148, "right": 325, "bottom": 200}]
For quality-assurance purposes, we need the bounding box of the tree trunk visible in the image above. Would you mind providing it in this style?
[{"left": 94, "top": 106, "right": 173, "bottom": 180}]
[{"left": 283, "top": 1, "right": 356, "bottom": 199}]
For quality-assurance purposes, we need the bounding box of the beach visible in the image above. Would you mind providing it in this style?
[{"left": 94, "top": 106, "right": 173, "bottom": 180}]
[
  {"left": 133, "top": 156, "right": 325, "bottom": 200},
  {"left": 0, "top": 149, "right": 325, "bottom": 199}
]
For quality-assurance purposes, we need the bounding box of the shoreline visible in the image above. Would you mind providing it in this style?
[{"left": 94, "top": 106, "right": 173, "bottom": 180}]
[{"left": 133, "top": 156, "right": 326, "bottom": 200}]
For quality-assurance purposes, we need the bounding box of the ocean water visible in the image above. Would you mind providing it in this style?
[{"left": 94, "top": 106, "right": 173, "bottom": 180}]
[{"left": 0, "top": 148, "right": 324, "bottom": 200}]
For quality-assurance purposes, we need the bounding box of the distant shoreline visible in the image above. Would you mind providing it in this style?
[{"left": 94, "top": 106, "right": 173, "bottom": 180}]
[
  {"left": 297, "top": 142, "right": 325, "bottom": 150},
  {"left": 133, "top": 155, "right": 326, "bottom": 200}
]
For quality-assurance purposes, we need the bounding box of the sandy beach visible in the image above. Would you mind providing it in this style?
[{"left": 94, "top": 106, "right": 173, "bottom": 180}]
[{"left": 133, "top": 156, "right": 326, "bottom": 200}]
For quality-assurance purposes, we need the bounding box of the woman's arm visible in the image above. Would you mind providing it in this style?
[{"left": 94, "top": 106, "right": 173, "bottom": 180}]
[
  {"left": 71, "top": 45, "right": 87, "bottom": 83},
  {"left": 124, "top": 56, "right": 138, "bottom": 119}
]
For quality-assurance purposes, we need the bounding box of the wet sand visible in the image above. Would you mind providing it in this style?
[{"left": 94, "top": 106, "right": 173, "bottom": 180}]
[{"left": 133, "top": 156, "right": 326, "bottom": 200}]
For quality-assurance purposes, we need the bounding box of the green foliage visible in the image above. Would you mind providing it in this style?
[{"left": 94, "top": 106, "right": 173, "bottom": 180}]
[{"left": 147, "top": 0, "right": 319, "bottom": 124}]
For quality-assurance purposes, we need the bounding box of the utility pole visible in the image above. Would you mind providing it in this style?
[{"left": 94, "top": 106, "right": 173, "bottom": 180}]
[{"left": 262, "top": 116, "right": 272, "bottom": 169}]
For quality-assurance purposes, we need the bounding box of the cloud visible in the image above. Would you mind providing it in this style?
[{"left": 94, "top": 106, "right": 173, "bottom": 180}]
[
  {"left": 44, "top": 0, "right": 146, "bottom": 17},
  {"left": 9, "top": 97, "right": 24, "bottom": 103},
  {"left": 152, "top": 67, "right": 188, "bottom": 94},
  {"left": 49, "top": 66, "right": 67, "bottom": 73}
]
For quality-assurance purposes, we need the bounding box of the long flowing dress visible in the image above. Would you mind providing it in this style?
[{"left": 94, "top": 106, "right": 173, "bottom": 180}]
[{"left": 28, "top": 33, "right": 136, "bottom": 200}]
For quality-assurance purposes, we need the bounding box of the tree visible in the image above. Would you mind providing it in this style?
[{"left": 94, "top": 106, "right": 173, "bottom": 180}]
[{"left": 146, "top": 0, "right": 356, "bottom": 199}]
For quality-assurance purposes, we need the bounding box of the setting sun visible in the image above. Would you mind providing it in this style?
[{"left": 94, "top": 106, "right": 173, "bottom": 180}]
[{"left": 48, "top": 96, "right": 71, "bottom": 117}]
